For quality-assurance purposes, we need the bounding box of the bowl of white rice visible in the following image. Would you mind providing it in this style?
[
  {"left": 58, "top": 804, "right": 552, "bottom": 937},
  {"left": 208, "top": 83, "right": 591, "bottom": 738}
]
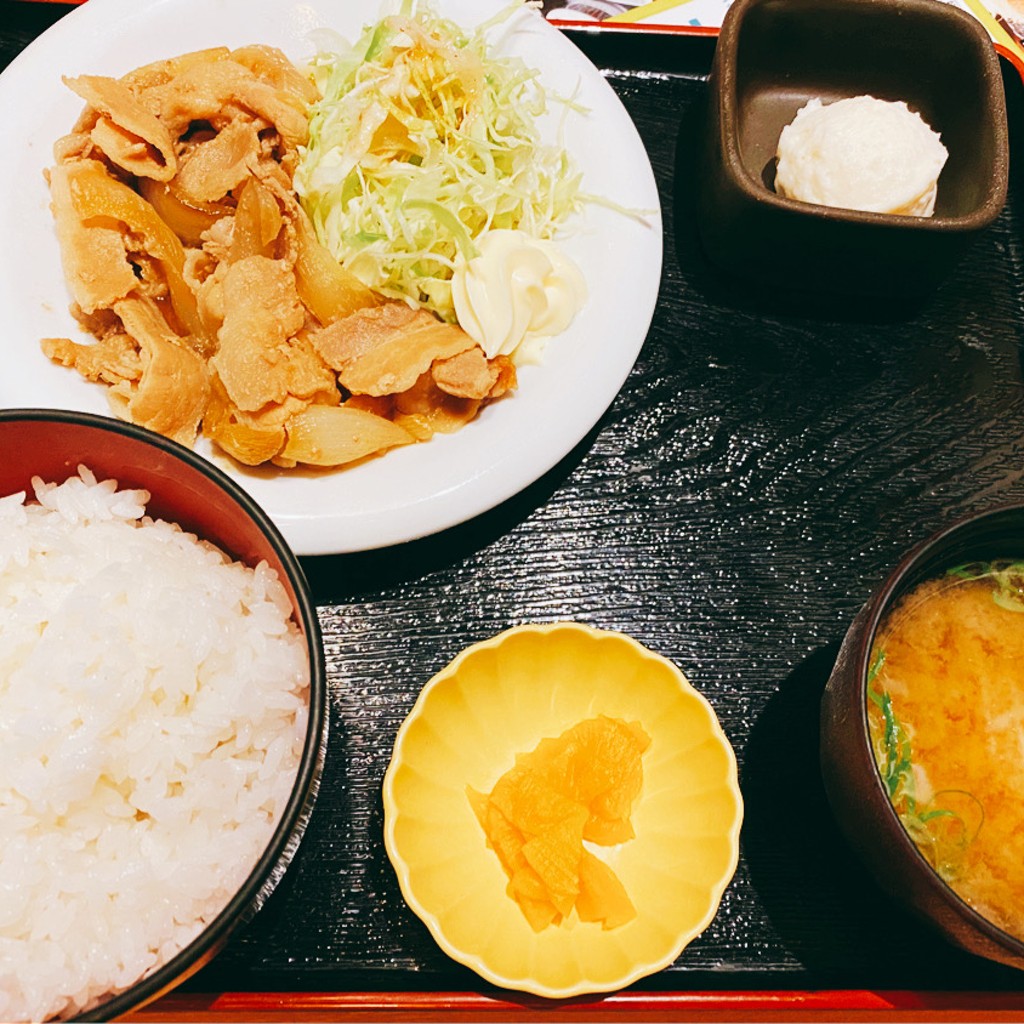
[{"left": 0, "top": 408, "right": 327, "bottom": 1023}]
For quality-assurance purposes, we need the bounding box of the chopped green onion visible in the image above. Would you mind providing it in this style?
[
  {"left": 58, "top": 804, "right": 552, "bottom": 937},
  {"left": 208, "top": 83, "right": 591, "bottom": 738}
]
[
  {"left": 867, "top": 646, "right": 980, "bottom": 880},
  {"left": 946, "top": 559, "right": 1024, "bottom": 611}
]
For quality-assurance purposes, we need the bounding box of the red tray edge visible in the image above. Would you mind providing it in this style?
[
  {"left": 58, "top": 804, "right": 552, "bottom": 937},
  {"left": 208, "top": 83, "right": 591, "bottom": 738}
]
[
  {"left": 11, "top": 0, "right": 1024, "bottom": 83},
  {"left": 123, "top": 989, "right": 1024, "bottom": 1022}
]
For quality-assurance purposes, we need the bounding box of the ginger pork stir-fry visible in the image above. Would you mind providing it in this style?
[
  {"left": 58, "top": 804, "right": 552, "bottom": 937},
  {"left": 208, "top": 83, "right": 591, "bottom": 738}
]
[{"left": 43, "top": 45, "right": 515, "bottom": 467}]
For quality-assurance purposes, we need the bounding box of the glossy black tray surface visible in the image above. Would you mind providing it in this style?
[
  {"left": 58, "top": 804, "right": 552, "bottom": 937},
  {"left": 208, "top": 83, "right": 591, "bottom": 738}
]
[{"left": 5, "top": 4, "right": 1024, "bottom": 998}]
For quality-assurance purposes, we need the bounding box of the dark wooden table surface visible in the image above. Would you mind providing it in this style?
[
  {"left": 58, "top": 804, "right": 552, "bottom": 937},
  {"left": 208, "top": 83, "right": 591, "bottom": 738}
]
[{"left": 6, "top": 1, "right": 1024, "bottom": 1018}]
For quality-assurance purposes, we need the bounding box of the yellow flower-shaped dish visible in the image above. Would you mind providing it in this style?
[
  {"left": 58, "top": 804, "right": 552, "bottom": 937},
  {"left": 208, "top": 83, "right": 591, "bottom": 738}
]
[{"left": 382, "top": 621, "right": 743, "bottom": 998}]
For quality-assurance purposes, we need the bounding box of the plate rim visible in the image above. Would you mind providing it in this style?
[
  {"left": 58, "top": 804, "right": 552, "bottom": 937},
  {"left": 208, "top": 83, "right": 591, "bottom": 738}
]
[{"left": 0, "top": 0, "right": 663, "bottom": 556}]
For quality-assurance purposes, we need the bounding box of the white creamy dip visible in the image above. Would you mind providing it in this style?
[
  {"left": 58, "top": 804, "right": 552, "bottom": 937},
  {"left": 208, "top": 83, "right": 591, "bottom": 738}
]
[
  {"left": 452, "top": 229, "right": 587, "bottom": 363},
  {"left": 775, "top": 95, "right": 949, "bottom": 217}
]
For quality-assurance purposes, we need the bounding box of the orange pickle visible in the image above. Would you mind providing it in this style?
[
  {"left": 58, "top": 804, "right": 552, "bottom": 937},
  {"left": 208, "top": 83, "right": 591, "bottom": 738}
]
[{"left": 468, "top": 715, "right": 650, "bottom": 932}]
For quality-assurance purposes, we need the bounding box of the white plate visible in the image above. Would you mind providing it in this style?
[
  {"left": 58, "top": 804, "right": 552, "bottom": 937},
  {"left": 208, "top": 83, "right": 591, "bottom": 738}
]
[{"left": 0, "top": 0, "right": 662, "bottom": 556}]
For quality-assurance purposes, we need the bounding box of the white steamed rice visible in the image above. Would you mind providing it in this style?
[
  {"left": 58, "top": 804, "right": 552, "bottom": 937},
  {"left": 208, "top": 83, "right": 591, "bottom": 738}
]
[{"left": 0, "top": 466, "right": 310, "bottom": 1023}]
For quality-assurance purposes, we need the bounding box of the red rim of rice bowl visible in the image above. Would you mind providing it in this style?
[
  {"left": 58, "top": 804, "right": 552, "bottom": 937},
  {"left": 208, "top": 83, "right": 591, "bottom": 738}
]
[{"left": 0, "top": 408, "right": 328, "bottom": 1022}]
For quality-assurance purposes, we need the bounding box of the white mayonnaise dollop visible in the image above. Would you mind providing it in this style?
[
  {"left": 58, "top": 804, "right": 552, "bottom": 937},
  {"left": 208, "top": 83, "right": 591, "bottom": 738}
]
[
  {"left": 452, "top": 229, "right": 587, "bottom": 363},
  {"left": 775, "top": 95, "right": 948, "bottom": 217}
]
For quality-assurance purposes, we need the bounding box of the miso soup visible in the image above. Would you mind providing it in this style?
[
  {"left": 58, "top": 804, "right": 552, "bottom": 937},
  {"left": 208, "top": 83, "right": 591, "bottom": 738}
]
[{"left": 867, "top": 559, "right": 1024, "bottom": 941}]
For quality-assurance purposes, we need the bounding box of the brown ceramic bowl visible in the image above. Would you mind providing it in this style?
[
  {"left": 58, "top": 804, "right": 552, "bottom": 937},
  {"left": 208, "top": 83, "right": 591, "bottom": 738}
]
[
  {"left": 0, "top": 408, "right": 328, "bottom": 1021},
  {"left": 821, "top": 503, "right": 1024, "bottom": 971},
  {"left": 698, "top": 0, "right": 1010, "bottom": 295}
]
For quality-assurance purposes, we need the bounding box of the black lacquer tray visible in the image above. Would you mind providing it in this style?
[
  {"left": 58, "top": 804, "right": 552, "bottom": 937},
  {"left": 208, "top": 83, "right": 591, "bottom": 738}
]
[{"left": 5, "top": 3, "right": 1024, "bottom": 1010}]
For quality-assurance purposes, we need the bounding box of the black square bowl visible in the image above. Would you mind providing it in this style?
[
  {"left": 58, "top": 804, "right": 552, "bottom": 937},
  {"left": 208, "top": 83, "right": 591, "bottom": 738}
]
[{"left": 697, "top": 0, "right": 1010, "bottom": 296}]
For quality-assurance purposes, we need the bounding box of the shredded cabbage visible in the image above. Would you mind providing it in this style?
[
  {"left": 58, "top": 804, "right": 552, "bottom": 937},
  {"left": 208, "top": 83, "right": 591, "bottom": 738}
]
[{"left": 294, "top": 0, "right": 585, "bottom": 322}]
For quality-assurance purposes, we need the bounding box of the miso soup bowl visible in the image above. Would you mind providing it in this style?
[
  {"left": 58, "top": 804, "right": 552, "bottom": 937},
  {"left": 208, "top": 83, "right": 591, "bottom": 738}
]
[{"left": 821, "top": 503, "right": 1024, "bottom": 972}]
